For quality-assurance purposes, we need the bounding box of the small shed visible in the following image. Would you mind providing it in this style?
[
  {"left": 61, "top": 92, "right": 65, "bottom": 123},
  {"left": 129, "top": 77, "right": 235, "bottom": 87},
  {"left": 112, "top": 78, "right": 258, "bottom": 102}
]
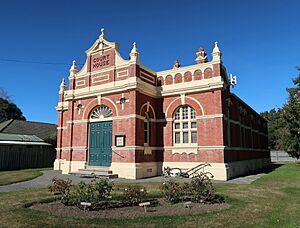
[{"left": 0, "top": 133, "right": 56, "bottom": 170}]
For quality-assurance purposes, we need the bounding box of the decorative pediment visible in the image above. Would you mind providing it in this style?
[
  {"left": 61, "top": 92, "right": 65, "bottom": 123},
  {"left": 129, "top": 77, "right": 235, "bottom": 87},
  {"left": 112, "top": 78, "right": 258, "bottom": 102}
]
[{"left": 86, "top": 28, "right": 120, "bottom": 55}]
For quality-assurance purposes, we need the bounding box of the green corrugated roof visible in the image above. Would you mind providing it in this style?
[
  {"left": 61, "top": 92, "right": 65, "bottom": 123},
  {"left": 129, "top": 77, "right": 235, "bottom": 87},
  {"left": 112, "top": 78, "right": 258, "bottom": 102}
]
[
  {"left": 0, "top": 119, "right": 57, "bottom": 141},
  {"left": 0, "top": 133, "right": 44, "bottom": 142}
]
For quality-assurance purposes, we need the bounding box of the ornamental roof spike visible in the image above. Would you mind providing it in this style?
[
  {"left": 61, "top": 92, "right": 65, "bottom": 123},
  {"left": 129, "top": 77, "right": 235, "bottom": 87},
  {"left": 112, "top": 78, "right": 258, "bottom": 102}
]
[
  {"left": 69, "top": 59, "right": 78, "bottom": 78},
  {"left": 212, "top": 41, "right": 222, "bottom": 62},
  {"left": 59, "top": 78, "right": 66, "bottom": 93},
  {"left": 99, "top": 28, "right": 106, "bottom": 40},
  {"left": 213, "top": 41, "right": 220, "bottom": 53},
  {"left": 130, "top": 41, "right": 140, "bottom": 62},
  {"left": 195, "top": 46, "right": 208, "bottom": 64}
]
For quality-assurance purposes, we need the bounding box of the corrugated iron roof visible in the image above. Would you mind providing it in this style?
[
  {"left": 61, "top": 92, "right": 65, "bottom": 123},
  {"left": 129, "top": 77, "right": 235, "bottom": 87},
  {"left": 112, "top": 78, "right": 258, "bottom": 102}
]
[
  {"left": 0, "top": 133, "right": 44, "bottom": 142},
  {"left": 0, "top": 120, "right": 57, "bottom": 141}
]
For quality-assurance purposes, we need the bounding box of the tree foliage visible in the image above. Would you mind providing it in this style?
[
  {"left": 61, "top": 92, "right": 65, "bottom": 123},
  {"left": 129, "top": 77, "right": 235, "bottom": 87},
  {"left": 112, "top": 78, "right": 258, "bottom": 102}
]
[
  {"left": 260, "top": 108, "right": 288, "bottom": 150},
  {"left": 261, "top": 67, "right": 300, "bottom": 159},
  {"left": 282, "top": 67, "right": 300, "bottom": 159},
  {"left": 0, "top": 97, "right": 26, "bottom": 122}
]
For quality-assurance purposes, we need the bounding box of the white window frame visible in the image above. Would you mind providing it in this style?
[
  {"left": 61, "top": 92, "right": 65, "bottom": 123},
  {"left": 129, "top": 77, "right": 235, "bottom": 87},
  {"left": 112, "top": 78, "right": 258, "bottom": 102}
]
[
  {"left": 89, "top": 106, "right": 113, "bottom": 122},
  {"left": 173, "top": 106, "right": 197, "bottom": 147}
]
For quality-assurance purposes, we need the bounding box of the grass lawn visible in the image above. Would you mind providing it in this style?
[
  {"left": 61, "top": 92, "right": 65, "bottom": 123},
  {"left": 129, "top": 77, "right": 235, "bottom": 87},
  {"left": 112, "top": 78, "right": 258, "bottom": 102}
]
[
  {"left": 0, "top": 168, "right": 45, "bottom": 186},
  {"left": 0, "top": 163, "right": 299, "bottom": 227}
]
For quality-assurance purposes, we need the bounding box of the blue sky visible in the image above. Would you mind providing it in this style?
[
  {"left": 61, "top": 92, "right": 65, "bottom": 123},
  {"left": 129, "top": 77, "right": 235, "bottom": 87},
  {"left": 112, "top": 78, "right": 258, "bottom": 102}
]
[{"left": 0, "top": 0, "right": 299, "bottom": 124}]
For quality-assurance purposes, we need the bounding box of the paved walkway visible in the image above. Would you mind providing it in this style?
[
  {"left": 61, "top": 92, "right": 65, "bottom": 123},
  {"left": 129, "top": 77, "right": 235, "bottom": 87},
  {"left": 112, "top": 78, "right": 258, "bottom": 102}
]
[{"left": 0, "top": 170, "right": 265, "bottom": 193}]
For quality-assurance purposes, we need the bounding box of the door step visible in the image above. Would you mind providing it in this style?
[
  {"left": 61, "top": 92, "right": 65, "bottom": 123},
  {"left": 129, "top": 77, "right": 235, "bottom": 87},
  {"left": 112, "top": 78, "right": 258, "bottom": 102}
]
[{"left": 71, "top": 168, "right": 118, "bottom": 179}]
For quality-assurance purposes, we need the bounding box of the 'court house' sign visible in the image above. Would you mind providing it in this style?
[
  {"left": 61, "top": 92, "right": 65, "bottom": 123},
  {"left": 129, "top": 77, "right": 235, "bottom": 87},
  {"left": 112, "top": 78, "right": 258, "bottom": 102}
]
[{"left": 91, "top": 54, "right": 110, "bottom": 71}]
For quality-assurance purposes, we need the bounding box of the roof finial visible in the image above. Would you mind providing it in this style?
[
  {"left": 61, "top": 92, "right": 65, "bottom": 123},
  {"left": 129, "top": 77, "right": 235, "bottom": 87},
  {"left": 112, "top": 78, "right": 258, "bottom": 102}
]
[
  {"left": 69, "top": 60, "right": 78, "bottom": 78},
  {"left": 99, "top": 28, "right": 106, "bottom": 40},
  {"left": 212, "top": 41, "right": 222, "bottom": 62},
  {"left": 71, "top": 60, "right": 77, "bottom": 70},
  {"left": 59, "top": 78, "right": 66, "bottom": 93},
  {"left": 130, "top": 41, "right": 139, "bottom": 62},
  {"left": 213, "top": 41, "right": 220, "bottom": 52},
  {"left": 195, "top": 47, "right": 208, "bottom": 64},
  {"left": 173, "top": 59, "right": 181, "bottom": 69}
]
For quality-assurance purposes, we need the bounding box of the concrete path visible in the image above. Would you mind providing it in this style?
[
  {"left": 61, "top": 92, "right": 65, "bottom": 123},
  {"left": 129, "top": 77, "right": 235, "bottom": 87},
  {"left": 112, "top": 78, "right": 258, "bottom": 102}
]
[{"left": 0, "top": 170, "right": 265, "bottom": 193}]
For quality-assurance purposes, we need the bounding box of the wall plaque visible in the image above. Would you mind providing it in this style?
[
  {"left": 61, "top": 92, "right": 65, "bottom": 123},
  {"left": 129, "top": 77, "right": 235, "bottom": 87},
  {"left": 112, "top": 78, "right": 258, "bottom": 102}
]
[{"left": 115, "top": 135, "right": 125, "bottom": 147}]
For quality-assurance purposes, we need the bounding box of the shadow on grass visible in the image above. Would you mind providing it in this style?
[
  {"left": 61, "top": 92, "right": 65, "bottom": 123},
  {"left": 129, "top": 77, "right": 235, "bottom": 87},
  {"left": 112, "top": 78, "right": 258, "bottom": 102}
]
[{"left": 260, "top": 163, "right": 283, "bottom": 174}]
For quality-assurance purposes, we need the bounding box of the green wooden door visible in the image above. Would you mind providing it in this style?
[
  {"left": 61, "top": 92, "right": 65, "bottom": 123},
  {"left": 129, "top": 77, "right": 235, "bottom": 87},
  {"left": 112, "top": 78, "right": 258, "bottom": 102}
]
[{"left": 88, "top": 121, "right": 112, "bottom": 166}]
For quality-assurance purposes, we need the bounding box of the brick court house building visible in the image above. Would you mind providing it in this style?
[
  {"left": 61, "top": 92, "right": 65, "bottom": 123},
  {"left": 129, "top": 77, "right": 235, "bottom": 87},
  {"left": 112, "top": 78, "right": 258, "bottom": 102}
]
[{"left": 54, "top": 29, "right": 270, "bottom": 180}]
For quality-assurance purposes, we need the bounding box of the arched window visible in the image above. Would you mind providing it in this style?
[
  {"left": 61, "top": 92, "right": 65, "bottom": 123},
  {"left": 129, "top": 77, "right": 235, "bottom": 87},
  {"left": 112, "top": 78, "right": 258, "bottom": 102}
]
[
  {"left": 144, "top": 112, "right": 150, "bottom": 145},
  {"left": 90, "top": 106, "right": 112, "bottom": 121},
  {"left": 173, "top": 106, "right": 197, "bottom": 145}
]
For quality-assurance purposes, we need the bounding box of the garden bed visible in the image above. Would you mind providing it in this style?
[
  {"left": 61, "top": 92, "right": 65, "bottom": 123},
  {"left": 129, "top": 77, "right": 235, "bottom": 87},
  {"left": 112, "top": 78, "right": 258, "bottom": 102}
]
[{"left": 30, "top": 199, "right": 229, "bottom": 219}]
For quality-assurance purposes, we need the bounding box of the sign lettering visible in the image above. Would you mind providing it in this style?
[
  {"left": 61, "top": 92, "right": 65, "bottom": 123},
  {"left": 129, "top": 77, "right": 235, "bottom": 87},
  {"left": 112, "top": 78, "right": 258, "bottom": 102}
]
[
  {"left": 92, "top": 54, "right": 109, "bottom": 69},
  {"left": 90, "top": 53, "right": 113, "bottom": 71}
]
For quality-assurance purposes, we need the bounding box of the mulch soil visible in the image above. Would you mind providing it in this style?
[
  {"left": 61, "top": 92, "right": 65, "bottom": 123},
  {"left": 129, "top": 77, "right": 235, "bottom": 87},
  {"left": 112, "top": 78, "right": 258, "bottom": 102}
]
[{"left": 30, "top": 199, "right": 230, "bottom": 219}]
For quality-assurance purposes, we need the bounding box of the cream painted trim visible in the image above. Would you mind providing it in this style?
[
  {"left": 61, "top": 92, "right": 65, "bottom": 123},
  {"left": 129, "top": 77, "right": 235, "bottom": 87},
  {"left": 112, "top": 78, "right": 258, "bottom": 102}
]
[
  {"left": 56, "top": 101, "right": 69, "bottom": 111},
  {"left": 140, "top": 72, "right": 155, "bottom": 83},
  {"left": 110, "top": 162, "right": 163, "bottom": 179},
  {"left": 63, "top": 75, "right": 224, "bottom": 102},
  {"left": 163, "top": 158, "right": 270, "bottom": 180},
  {"left": 117, "top": 69, "right": 129, "bottom": 78},
  {"left": 92, "top": 73, "right": 109, "bottom": 84},
  {"left": 67, "top": 120, "right": 88, "bottom": 124},
  {"left": 81, "top": 97, "right": 119, "bottom": 119},
  {"left": 139, "top": 63, "right": 157, "bottom": 76},
  {"left": 197, "top": 114, "right": 224, "bottom": 119},
  {"left": 57, "top": 126, "right": 67, "bottom": 130},
  {"left": 230, "top": 119, "right": 240, "bottom": 125},
  {"left": 171, "top": 147, "right": 198, "bottom": 154},
  {"left": 162, "top": 161, "right": 228, "bottom": 180},
  {"left": 186, "top": 96, "right": 205, "bottom": 115},
  {"left": 139, "top": 102, "right": 156, "bottom": 119},
  {"left": 76, "top": 60, "right": 88, "bottom": 77},
  {"left": 76, "top": 80, "right": 86, "bottom": 87},
  {"left": 66, "top": 114, "right": 165, "bottom": 125},
  {"left": 164, "top": 145, "right": 226, "bottom": 150},
  {"left": 161, "top": 77, "right": 224, "bottom": 96},
  {"left": 115, "top": 50, "right": 131, "bottom": 67},
  {"left": 59, "top": 146, "right": 88, "bottom": 151},
  {"left": 89, "top": 117, "right": 113, "bottom": 122},
  {"left": 112, "top": 146, "right": 164, "bottom": 151},
  {"left": 157, "top": 60, "right": 220, "bottom": 76},
  {"left": 165, "top": 95, "right": 205, "bottom": 117},
  {"left": 54, "top": 160, "right": 86, "bottom": 174}
]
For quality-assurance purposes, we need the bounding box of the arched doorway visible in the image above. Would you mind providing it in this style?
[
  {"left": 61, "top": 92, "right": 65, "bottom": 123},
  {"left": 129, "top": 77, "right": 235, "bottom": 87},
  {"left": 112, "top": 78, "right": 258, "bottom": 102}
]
[{"left": 88, "top": 106, "right": 112, "bottom": 166}]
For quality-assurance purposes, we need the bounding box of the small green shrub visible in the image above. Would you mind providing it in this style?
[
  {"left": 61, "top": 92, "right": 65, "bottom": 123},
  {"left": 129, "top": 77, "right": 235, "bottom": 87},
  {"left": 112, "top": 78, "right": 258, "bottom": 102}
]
[
  {"left": 188, "top": 173, "right": 224, "bottom": 203},
  {"left": 160, "top": 180, "right": 183, "bottom": 204},
  {"left": 161, "top": 172, "right": 225, "bottom": 204},
  {"left": 123, "top": 185, "right": 147, "bottom": 205},
  {"left": 48, "top": 178, "right": 72, "bottom": 202},
  {"left": 71, "top": 178, "right": 113, "bottom": 209}
]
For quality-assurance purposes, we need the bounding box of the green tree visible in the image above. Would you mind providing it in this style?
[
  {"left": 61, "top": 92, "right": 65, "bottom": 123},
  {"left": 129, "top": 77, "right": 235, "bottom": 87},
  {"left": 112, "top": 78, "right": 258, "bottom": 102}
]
[
  {"left": 282, "top": 67, "right": 300, "bottom": 159},
  {"left": 261, "top": 108, "right": 288, "bottom": 150},
  {"left": 0, "top": 98, "right": 26, "bottom": 122}
]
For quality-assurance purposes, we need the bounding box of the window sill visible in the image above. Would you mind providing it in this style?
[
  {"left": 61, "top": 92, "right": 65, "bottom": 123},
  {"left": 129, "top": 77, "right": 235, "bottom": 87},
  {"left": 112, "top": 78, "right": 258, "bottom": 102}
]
[{"left": 171, "top": 146, "right": 198, "bottom": 155}]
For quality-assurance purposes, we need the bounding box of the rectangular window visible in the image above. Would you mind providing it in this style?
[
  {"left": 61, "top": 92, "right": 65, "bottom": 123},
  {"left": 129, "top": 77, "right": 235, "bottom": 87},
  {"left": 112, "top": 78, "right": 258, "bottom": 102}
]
[
  {"left": 191, "top": 122, "right": 197, "bottom": 128},
  {"left": 183, "top": 122, "right": 188, "bottom": 129},
  {"left": 175, "top": 132, "right": 180, "bottom": 143},
  {"left": 183, "top": 132, "right": 188, "bottom": 143},
  {"left": 182, "top": 107, "right": 188, "bottom": 119},
  {"left": 175, "top": 123, "right": 180, "bottom": 129},
  {"left": 191, "top": 131, "right": 197, "bottom": 143},
  {"left": 190, "top": 109, "right": 196, "bottom": 119}
]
